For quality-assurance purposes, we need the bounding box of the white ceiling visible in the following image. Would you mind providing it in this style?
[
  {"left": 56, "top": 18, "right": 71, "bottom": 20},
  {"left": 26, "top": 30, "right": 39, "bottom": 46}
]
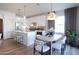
[{"left": 0, "top": 3, "right": 79, "bottom": 17}]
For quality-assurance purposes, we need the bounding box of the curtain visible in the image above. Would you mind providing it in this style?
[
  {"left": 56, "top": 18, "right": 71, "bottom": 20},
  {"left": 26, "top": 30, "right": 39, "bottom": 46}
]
[
  {"left": 65, "top": 7, "right": 77, "bottom": 31},
  {"left": 65, "top": 7, "right": 77, "bottom": 46}
]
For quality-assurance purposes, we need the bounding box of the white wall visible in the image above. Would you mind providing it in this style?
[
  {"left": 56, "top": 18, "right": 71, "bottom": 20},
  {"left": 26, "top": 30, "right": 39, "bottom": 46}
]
[
  {"left": 0, "top": 10, "right": 16, "bottom": 39},
  {"left": 27, "top": 15, "right": 48, "bottom": 31},
  {"left": 27, "top": 15, "right": 47, "bottom": 26},
  {"left": 0, "top": 10, "right": 31, "bottom": 39},
  {"left": 27, "top": 10, "right": 65, "bottom": 32}
]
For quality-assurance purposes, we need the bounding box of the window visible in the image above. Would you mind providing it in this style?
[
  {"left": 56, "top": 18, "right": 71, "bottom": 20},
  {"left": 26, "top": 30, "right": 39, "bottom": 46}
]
[
  {"left": 55, "top": 16, "right": 65, "bottom": 33},
  {"left": 16, "top": 23, "right": 23, "bottom": 30}
]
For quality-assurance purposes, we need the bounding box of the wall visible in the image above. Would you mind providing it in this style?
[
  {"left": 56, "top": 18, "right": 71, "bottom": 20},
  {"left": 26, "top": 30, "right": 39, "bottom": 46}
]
[
  {"left": 27, "top": 15, "right": 47, "bottom": 26},
  {"left": 27, "top": 10, "right": 65, "bottom": 31},
  {"left": 0, "top": 10, "right": 29, "bottom": 39},
  {"left": 27, "top": 15, "right": 48, "bottom": 31},
  {"left": 0, "top": 10, "right": 16, "bottom": 39},
  {"left": 0, "top": 9, "right": 66, "bottom": 39}
]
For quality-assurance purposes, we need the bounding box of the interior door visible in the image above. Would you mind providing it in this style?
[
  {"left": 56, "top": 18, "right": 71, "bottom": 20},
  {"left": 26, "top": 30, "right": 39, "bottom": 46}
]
[{"left": 0, "top": 19, "right": 3, "bottom": 38}]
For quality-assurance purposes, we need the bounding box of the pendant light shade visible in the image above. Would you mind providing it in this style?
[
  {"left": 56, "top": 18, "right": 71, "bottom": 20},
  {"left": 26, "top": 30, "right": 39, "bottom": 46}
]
[
  {"left": 47, "top": 3, "right": 56, "bottom": 20},
  {"left": 47, "top": 11, "right": 56, "bottom": 20}
]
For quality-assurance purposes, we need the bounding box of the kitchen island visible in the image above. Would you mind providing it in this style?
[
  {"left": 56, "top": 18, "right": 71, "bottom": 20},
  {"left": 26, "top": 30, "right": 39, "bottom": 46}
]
[{"left": 15, "top": 31, "right": 36, "bottom": 46}]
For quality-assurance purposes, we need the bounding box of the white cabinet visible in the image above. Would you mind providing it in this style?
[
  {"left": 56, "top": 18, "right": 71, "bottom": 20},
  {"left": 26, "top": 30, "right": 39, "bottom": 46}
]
[
  {"left": 16, "top": 31, "right": 36, "bottom": 46},
  {"left": 23, "top": 31, "right": 36, "bottom": 46}
]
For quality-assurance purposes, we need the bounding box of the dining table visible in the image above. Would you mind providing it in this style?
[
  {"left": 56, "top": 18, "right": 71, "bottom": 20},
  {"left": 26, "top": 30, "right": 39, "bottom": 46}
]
[{"left": 36, "top": 33, "right": 65, "bottom": 55}]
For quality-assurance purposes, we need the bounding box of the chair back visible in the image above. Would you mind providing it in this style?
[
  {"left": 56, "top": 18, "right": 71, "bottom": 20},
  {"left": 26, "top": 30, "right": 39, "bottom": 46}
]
[
  {"left": 56, "top": 36, "right": 67, "bottom": 44},
  {"left": 61, "top": 36, "right": 66, "bottom": 44},
  {"left": 34, "top": 39, "right": 44, "bottom": 45}
]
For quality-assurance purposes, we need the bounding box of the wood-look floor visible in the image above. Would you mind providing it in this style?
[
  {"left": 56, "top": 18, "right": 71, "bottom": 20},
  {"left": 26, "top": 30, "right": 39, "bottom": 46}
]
[
  {"left": 0, "top": 39, "right": 79, "bottom": 55},
  {"left": 0, "top": 39, "right": 33, "bottom": 55}
]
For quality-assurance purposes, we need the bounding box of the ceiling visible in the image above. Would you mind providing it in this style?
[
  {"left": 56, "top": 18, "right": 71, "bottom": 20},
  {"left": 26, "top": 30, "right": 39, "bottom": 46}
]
[{"left": 0, "top": 3, "right": 79, "bottom": 18}]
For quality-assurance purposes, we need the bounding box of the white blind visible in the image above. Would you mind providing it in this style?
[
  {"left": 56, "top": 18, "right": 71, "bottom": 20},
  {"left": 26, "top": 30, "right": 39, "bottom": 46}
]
[{"left": 55, "top": 16, "right": 65, "bottom": 33}]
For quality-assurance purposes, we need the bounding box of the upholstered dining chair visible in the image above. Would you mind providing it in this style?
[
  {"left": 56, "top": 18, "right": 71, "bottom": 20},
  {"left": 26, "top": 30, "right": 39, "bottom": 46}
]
[
  {"left": 52, "top": 36, "right": 67, "bottom": 55},
  {"left": 34, "top": 39, "right": 50, "bottom": 55}
]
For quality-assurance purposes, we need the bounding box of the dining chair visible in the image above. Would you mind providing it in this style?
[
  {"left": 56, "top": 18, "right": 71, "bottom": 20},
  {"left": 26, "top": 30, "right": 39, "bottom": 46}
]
[
  {"left": 52, "top": 36, "right": 67, "bottom": 55},
  {"left": 34, "top": 39, "right": 50, "bottom": 55}
]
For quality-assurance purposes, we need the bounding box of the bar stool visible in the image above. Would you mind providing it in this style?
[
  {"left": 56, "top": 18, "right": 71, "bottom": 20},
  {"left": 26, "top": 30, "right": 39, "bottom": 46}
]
[{"left": 16, "top": 32, "right": 23, "bottom": 44}]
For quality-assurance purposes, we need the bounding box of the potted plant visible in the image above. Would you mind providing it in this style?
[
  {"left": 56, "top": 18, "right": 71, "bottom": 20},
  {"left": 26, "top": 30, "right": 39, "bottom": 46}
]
[
  {"left": 46, "top": 27, "right": 54, "bottom": 36},
  {"left": 66, "top": 29, "right": 77, "bottom": 47}
]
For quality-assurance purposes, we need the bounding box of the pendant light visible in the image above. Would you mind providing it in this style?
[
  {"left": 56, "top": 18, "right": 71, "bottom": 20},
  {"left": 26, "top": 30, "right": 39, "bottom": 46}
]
[
  {"left": 18, "top": 8, "right": 21, "bottom": 16},
  {"left": 16, "top": 8, "right": 21, "bottom": 23},
  {"left": 23, "top": 5, "right": 26, "bottom": 20},
  {"left": 47, "top": 3, "right": 56, "bottom": 20}
]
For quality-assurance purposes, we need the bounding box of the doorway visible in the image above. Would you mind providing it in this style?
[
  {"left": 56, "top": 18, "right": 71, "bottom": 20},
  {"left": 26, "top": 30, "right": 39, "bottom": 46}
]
[{"left": 0, "top": 19, "right": 3, "bottom": 38}]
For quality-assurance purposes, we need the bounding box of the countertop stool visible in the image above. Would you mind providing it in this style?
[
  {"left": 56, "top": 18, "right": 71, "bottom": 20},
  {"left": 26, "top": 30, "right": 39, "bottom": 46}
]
[{"left": 16, "top": 32, "right": 24, "bottom": 44}]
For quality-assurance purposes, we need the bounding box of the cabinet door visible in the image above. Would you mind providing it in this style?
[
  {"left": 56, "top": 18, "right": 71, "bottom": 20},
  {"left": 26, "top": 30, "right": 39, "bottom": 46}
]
[
  {"left": 27, "top": 31, "right": 36, "bottom": 46},
  {"left": 22, "top": 33, "right": 27, "bottom": 45}
]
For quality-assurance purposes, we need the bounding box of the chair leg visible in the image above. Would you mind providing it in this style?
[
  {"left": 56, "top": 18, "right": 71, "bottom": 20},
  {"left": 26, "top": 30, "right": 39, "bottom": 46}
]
[
  {"left": 61, "top": 48, "right": 64, "bottom": 55},
  {"left": 41, "top": 45, "right": 43, "bottom": 55},
  {"left": 48, "top": 49, "right": 51, "bottom": 55},
  {"left": 34, "top": 49, "right": 35, "bottom": 55},
  {"left": 52, "top": 48, "right": 55, "bottom": 51},
  {"left": 61, "top": 44, "right": 66, "bottom": 55},
  {"left": 34, "top": 44, "right": 35, "bottom": 55}
]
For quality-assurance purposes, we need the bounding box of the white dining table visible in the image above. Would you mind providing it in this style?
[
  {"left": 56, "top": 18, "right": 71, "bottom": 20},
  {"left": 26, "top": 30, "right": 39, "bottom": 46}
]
[{"left": 36, "top": 33, "right": 64, "bottom": 55}]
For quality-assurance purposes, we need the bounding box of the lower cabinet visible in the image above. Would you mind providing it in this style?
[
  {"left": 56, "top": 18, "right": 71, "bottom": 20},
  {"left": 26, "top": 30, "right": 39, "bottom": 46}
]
[
  {"left": 23, "top": 31, "right": 36, "bottom": 46},
  {"left": 16, "top": 31, "right": 36, "bottom": 46}
]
